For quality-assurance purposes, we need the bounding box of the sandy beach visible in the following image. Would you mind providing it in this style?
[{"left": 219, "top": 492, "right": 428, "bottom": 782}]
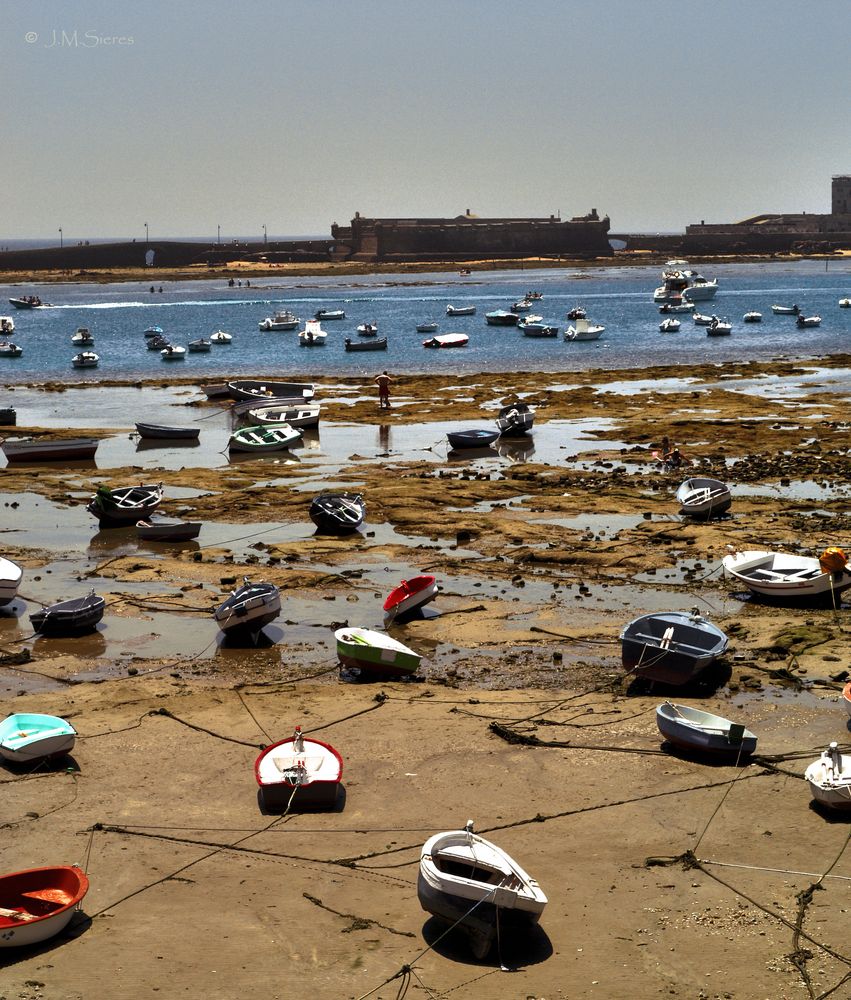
[{"left": 2, "top": 355, "right": 851, "bottom": 999}]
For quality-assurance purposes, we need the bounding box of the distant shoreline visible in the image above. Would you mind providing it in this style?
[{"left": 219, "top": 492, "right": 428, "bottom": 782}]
[{"left": 2, "top": 250, "right": 848, "bottom": 286}]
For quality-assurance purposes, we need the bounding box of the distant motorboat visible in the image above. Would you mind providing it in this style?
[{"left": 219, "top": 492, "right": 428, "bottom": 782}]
[
  {"left": 314, "top": 308, "right": 345, "bottom": 320},
  {"left": 345, "top": 336, "right": 387, "bottom": 351},
  {"left": 146, "top": 336, "right": 169, "bottom": 351},
  {"left": 0, "top": 342, "right": 23, "bottom": 357},
  {"left": 771, "top": 304, "right": 800, "bottom": 315},
  {"left": 71, "top": 327, "right": 93, "bottom": 345},
  {"left": 416, "top": 322, "right": 438, "bottom": 333},
  {"left": 654, "top": 265, "right": 718, "bottom": 303},
  {"left": 693, "top": 312, "right": 714, "bottom": 326},
  {"left": 188, "top": 338, "right": 211, "bottom": 353},
  {"left": 485, "top": 310, "right": 518, "bottom": 326},
  {"left": 655, "top": 703, "right": 757, "bottom": 756},
  {"left": 445, "top": 305, "right": 476, "bottom": 316},
  {"left": 0, "top": 316, "right": 14, "bottom": 335},
  {"left": 659, "top": 318, "right": 680, "bottom": 333},
  {"left": 72, "top": 351, "right": 99, "bottom": 368},
  {"left": 839, "top": 298, "right": 851, "bottom": 308},
  {"left": 805, "top": 744, "right": 851, "bottom": 811},
  {"left": 743, "top": 311, "right": 762, "bottom": 323},
  {"left": 356, "top": 323, "right": 378, "bottom": 336},
  {"left": 707, "top": 318, "right": 732, "bottom": 337},
  {"left": 521, "top": 322, "right": 558, "bottom": 338},
  {"left": 160, "top": 344, "right": 186, "bottom": 360},
  {"left": 9, "top": 296, "right": 48, "bottom": 309},
  {"left": 511, "top": 299, "right": 533, "bottom": 312},
  {"left": 299, "top": 319, "right": 327, "bottom": 346},
  {"left": 565, "top": 318, "right": 604, "bottom": 341},
  {"left": 0, "top": 866, "right": 89, "bottom": 948},
  {"left": 566, "top": 306, "right": 587, "bottom": 320},
  {"left": 143, "top": 325, "right": 164, "bottom": 337},
  {"left": 796, "top": 314, "right": 821, "bottom": 328},
  {"left": 423, "top": 333, "right": 468, "bottom": 348},
  {"left": 136, "top": 517, "right": 202, "bottom": 542},
  {"left": 658, "top": 300, "right": 694, "bottom": 313},
  {"left": 209, "top": 330, "right": 232, "bottom": 344},
  {"left": 258, "top": 310, "right": 298, "bottom": 331}
]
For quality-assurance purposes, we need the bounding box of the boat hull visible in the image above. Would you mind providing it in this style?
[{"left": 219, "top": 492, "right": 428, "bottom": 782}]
[
  {"left": 655, "top": 703, "right": 756, "bottom": 756},
  {"left": 227, "top": 380, "right": 315, "bottom": 403},
  {"left": 620, "top": 612, "right": 728, "bottom": 685},
  {"left": 214, "top": 582, "right": 281, "bottom": 637},
  {"left": 0, "top": 866, "right": 88, "bottom": 947},
  {"left": 137, "top": 520, "right": 202, "bottom": 542},
  {"left": 383, "top": 576, "right": 439, "bottom": 622},
  {"left": 805, "top": 750, "right": 851, "bottom": 811},
  {"left": 3, "top": 439, "right": 99, "bottom": 463},
  {"left": 447, "top": 430, "right": 499, "bottom": 450},
  {"left": 309, "top": 494, "right": 365, "bottom": 534},
  {"left": 335, "top": 627, "right": 420, "bottom": 677},
  {"left": 345, "top": 337, "right": 387, "bottom": 351},
  {"left": 30, "top": 594, "right": 105, "bottom": 636},
  {"left": 86, "top": 484, "right": 163, "bottom": 527},
  {"left": 676, "top": 478, "right": 732, "bottom": 519}
]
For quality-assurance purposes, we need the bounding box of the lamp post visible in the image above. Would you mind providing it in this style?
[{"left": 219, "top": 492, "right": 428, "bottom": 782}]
[
  {"left": 262, "top": 224, "right": 267, "bottom": 246},
  {"left": 58, "top": 227, "right": 63, "bottom": 248},
  {"left": 217, "top": 224, "right": 221, "bottom": 245},
  {"left": 144, "top": 222, "right": 149, "bottom": 244}
]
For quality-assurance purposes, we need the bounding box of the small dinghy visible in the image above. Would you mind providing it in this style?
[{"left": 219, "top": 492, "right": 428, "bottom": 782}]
[
  {"left": 187, "top": 338, "right": 211, "bottom": 353},
  {"left": 771, "top": 304, "right": 799, "bottom": 315},
  {"left": 655, "top": 702, "right": 757, "bottom": 756},
  {"left": 309, "top": 493, "right": 365, "bottom": 534},
  {"left": 805, "top": 744, "right": 851, "bottom": 811},
  {"left": 70, "top": 328, "right": 93, "bottom": 345},
  {"left": 147, "top": 335, "right": 169, "bottom": 351},
  {"left": 839, "top": 298, "right": 851, "bottom": 308},
  {"left": 86, "top": 483, "right": 164, "bottom": 527},
  {"left": 161, "top": 344, "right": 186, "bottom": 360},
  {"left": 135, "top": 423, "right": 200, "bottom": 441},
  {"left": 0, "top": 865, "right": 89, "bottom": 948},
  {"left": 496, "top": 403, "right": 534, "bottom": 437},
  {"left": 345, "top": 336, "right": 387, "bottom": 352},
  {"left": 423, "top": 333, "right": 468, "bottom": 348},
  {"left": 314, "top": 308, "right": 345, "bottom": 320},
  {"left": 258, "top": 310, "right": 298, "bottom": 331},
  {"left": 214, "top": 579, "right": 281, "bottom": 639},
  {"left": 446, "top": 305, "right": 475, "bottom": 316},
  {"left": 383, "top": 575, "right": 439, "bottom": 623},
  {"left": 418, "top": 820, "right": 547, "bottom": 960},
  {"left": 72, "top": 351, "right": 99, "bottom": 368},
  {"left": 659, "top": 318, "right": 680, "bottom": 333},
  {"left": 520, "top": 321, "right": 558, "bottom": 338},
  {"left": 722, "top": 547, "right": 851, "bottom": 602},
  {"left": 136, "top": 518, "right": 202, "bottom": 542},
  {"left": 0, "top": 557, "right": 22, "bottom": 606},
  {"left": 356, "top": 322, "right": 378, "bottom": 336},
  {"left": 676, "top": 477, "right": 732, "bottom": 518},
  {"left": 299, "top": 320, "right": 327, "bottom": 346},
  {"left": 335, "top": 626, "right": 421, "bottom": 677},
  {"left": 743, "top": 311, "right": 762, "bottom": 323},
  {"left": 447, "top": 429, "right": 499, "bottom": 450},
  {"left": 693, "top": 312, "right": 714, "bottom": 326},
  {"left": 0, "top": 713, "right": 77, "bottom": 762},
  {"left": 30, "top": 591, "right": 105, "bottom": 636},
  {"left": 227, "top": 379, "right": 315, "bottom": 403},
  {"left": 143, "top": 325, "right": 164, "bottom": 337},
  {"left": 0, "top": 341, "right": 23, "bottom": 357},
  {"left": 255, "top": 726, "right": 343, "bottom": 811},
  {"left": 620, "top": 609, "right": 729, "bottom": 685},
  {"left": 228, "top": 423, "right": 302, "bottom": 453},
  {"left": 416, "top": 322, "right": 438, "bottom": 333},
  {"left": 246, "top": 402, "right": 320, "bottom": 430},
  {"left": 2, "top": 438, "right": 99, "bottom": 463},
  {"left": 566, "top": 306, "right": 587, "bottom": 320}
]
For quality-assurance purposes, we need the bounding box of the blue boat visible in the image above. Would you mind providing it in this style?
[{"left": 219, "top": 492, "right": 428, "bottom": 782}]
[
  {"left": 0, "top": 713, "right": 77, "bottom": 762},
  {"left": 447, "top": 429, "right": 499, "bottom": 450},
  {"left": 620, "top": 610, "right": 728, "bottom": 685}
]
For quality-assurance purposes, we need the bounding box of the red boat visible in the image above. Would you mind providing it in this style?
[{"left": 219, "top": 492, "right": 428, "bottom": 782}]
[
  {"left": 383, "top": 575, "right": 439, "bottom": 622},
  {"left": 0, "top": 865, "right": 89, "bottom": 947},
  {"left": 254, "top": 726, "right": 343, "bottom": 812}
]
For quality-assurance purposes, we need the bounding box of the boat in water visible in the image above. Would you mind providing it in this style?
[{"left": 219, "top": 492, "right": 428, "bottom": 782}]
[
  {"left": 620, "top": 609, "right": 729, "bottom": 685},
  {"left": 2, "top": 438, "right": 99, "bottom": 463},
  {"left": 653, "top": 264, "right": 718, "bottom": 303},
  {"left": 383, "top": 575, "right": 439, "bottom": 623},
  {"left": 655, "top": 702, "right": 757, "bottom": 756},
  {"left": 446, "top": 305, "right": 476, "bottom": 316},
  {"left": 299, "top": 319, "right": 327, "bottom": 346},
  {"left": 495, "top": 403, "right": 534, "bottom": 437},
  {"left": 135, "top": 423, "right": 200, "bottom": 441},
  {"left": 228, "top": 423, "right": 302, "bottom": 453},
  {"left": 71, "top": 328, "right": 93, "bottom": 346},
  {"left": 344, "top": 336, "right": 387, "bottom": 352},
  {"left": 30, "top": 591, "right": 105, "bottom": 636},
  {"left": 423, "top": 333, "right": 468, "bottom": 349},
  {"left": 309, "top": 493, "right": 365, "bottom": 534},
  {"left": 314, "top": 308, "right": 345, "bottom": 321},
  {"left": 417, "top": 820, "right": 547, "bottom": 960},
  {"left": 659, "top": 318, "right": 680, "bottom": 333},
  {"left": 0, "top": 865, "right": 89, "bottom": 948},
  {"left": 335, "top": 626, "right": 421, "bottom": 677},
  {"left": 447, "top": 429, "right": 500, "bottom": 450},
  {"left": 258, "top": 310, "right": 298, "bottom": 331},
  {"left": 707, "top": 318, "right": 732, "bottom": 337},
  {"left": 8, "top": 295, "right": 48, "bottom": 309},
  {"left": 485, "top": 310, "right": 518, "bottom": 326},
  {"left": 805, "top": 744, "right": 851, "bottom": 811},
  {"left": 227, "top": 379, "right": 315, "bottom": 403},
  {"left": 771, "top": 304, "right": 800, "bottom": 315},
  {"left": 255, "top": 726, "right": 343, "bottom": 811},
  {"left": 245, "top": 402, "right": 320, "bottom": 430},
  {"left": 0, "top": 342, "right": 23, "bottom": 358},
  {"left": 743, "top": 311, "right": 762, "bottom": 323},
  {"left": 796, "top": 314, "right": 821, "bottom": 328},
  {"left": 209, "top": 330, "right": 232, "bottom": 344},
  {"left": 213, "top": 579, "right": 280, "bottom": 639},
  {"left": 565, "top": 318, "right": 604, "bottom": 341},
  {"left": 188, "top": 338, "right": 211, "bottom": 353},
  {"left": 416, "top": 322, "right": 438, "bottom": 333},
  {"left": 136, "top": 517, "right": 202, "bottom": 542},
  {"left": 722, "top": 547, "right": 851, "bottom": 602},
  {"left": 0, "top": 713, "right": 77, "bottom": 761},
  {"left": 160, "top": 345, "right": 186, "bottom": 360},
  {"left": 72, "top": 351, "right": 99, "bottom": 369}
]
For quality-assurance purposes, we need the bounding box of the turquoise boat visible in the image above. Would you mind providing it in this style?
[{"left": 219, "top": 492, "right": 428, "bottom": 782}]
[{"left": 0, "top": 713, "right": 76, "bottom": 762}]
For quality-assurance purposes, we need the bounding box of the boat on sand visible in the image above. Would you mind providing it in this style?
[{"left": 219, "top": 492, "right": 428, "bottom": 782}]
[
  {"left": 0, "top": 865, "right": 89, "bottom": 948},
  {"left": 805, "top": 744, "right": 851, "bottom": 811},
  {"left": 383, "top": 575, "right": 439, "bottom": 622},
  {"left": 335, "top": 627, "right": 421, "bottom": 677},
  {"left": 620, "top": 610, "right": 728, "bottom": 685},
  {"left": 0, "top": 713, "right": 77, "bottom": 762},
  {"left": 655, "top": 702, "right": 757, "bottom": 756},
  {"left": 722, "top": 547, "right": 851, "bottom": 602},
  {"left": 255, "top": 726, "right": 343, "bottom": 811}
]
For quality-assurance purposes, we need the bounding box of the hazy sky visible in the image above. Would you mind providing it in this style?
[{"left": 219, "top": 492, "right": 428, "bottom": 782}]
[{"left": 2, "top": 0, "right": 848, "bottom": 240}]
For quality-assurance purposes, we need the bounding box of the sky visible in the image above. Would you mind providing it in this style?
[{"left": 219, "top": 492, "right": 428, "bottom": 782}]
[{"left": 2, "top": 0, "right": 849, "bottom": 241}]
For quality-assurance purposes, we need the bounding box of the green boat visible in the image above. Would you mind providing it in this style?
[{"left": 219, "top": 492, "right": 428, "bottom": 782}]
[
  {"left": 334, "top": 627, "right": 421, "bottom": 677},
  {"left": 228, "top": 423, "right": 302, "bottom": 453}
]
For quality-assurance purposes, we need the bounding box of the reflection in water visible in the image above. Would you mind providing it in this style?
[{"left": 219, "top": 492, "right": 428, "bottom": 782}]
[
  {"left": 378, "top": 423, "right": 391, "bottom": 453},
  {"left": 33, "top": 629, "right": 108, "bottom": 659},
  {"left": 87, "top": 526, "right": 138, "bottom": 558},
  {"left": 496, "top": 436, "right": 535, "bottom": 462},
  {"left": 135, "top": 438, "right": 201, "bottom": 451},
  {"left": 446, "top": 447, "right": 497, "bottom": 461},
  {"left": 294, "top": 428, "right": 321, "bottom": 452},
  {"left": 228, "top": 450, "right": 301, "bottom": 466}
]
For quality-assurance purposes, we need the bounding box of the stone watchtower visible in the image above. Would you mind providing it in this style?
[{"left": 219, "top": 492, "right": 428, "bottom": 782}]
[{"left": 832, "top": 175, "right": 851, "bottom": 216}]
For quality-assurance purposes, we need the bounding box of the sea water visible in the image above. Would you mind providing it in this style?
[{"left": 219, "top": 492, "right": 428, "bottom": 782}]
[{"left": 2, "top": 260, "right": 850, "bottom": 381}]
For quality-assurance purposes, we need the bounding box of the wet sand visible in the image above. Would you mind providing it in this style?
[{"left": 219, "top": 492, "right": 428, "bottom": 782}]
[{"left": 2, "top": 357, "right": 851, "bottom": 999}]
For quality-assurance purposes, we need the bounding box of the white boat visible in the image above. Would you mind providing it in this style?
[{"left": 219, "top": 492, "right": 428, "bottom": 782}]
[
  {"left": 229, "top": 423, "right": 302, "bottom": 453},
  {"left": 383, "top": 575, "right": 439, "bottom": 623},
  {"left": 796, "top": 314, "right": 821, "bottom": 328},
  {"left": 258, "top": 310, "right": 298, "bottom": 331},
  {"left": 565, "top": 318, "right": 604, "bottom": 341},
  {"left": 416, "top": 322, "right": 438, "bottom": 333},
  {"left": 659, "top": 318, "right": 680, "bottom": 333},
  {"left": 496, "top": 402, "right": 534, "bottom": 436},
  {"left": 0, "top": 316, "right": 15, "bottom": 334},
  {"left": 356, "top": 322, "right": 378, "bottom": 336},
  {"left": 70, "top": 328, "right": 93, "bottom": 345},
  {"left": 0, "top": 713, "right": 77, "bottom": 762},
  {"left": 655, "top": 703, "right": 757, "bottom": 756},
  {"left": 0, "top": 342, "right": 23, "bottom": 358},
  {"left": 188, "top": 338, "right": 211, "bottom": 353},
  {"left": 314, "top": 309, "right": 345, "bottom": 321},
  {"left": 209, "top": 330, "right": 232, "bottom": 344},
  {"left": 676, "top": 477, "right": 732, "bottom": 518},
  {"left": 246, "top": 402, "right": 320, "bottom": 430},
  {"left": 72, "top": 351, "right": 99, "bottom": 368},
  {"left": 254, "top": 726, "right": 343, "bottom": 811},
  {"left": 0, "top": 557, "right": 23, "bottom": 606},
  {"left": 161, "top": 344, "right": 186, "bottom": 360},
  {"left": 771, "top": 304, "right": 800, "bottom": 315},
  {"left": 707, "top": 318, "right": 732, "bottom": 336},
  {"left": 214, "top": 579, "right": 281, "bottom": 638},
  {"left": 743, "top": 311, "right": 762, "bottom": 323},
  {"left": 446, "top": 305, "right": 476, "bottom": 316},
  {"left": 423, "top": 333, "right": 468, "bottom": 348},
  {"left": 653, "top": 265, "right": 718, "bottom": 303},
  {"left": 511, "top": 299, "right": 533, "bottom": 312},
  {"left": 839, "top": 298, "right": 851, "bottom": 308},
  {"left": 722, "top": 547, "right": 851, "bottom": 602},
  {"left": 0, "top": 866, "right": 89, "bottom": 948},
  {"left": 418, "top": 820, "right": 547, "bottom": 959},
  {"left": 335, "top": 627, "right": 421, "bottom": 678},
  {"left": 659, "top": 300, "right": 695, "bottom": 313},
  {"left": 299, "top": 319, "right": 327, "bottom": 346},
  {"left": 693, "top": 312, "right": 714, "bottom": 326},
  {"left": 520, "top": 321, "right": 558, "bottom": 338},
  {"left": 805, "top": 744, "right": 851, "bottom": 811}
]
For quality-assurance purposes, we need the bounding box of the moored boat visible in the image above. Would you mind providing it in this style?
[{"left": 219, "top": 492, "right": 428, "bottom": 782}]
[
  {"left": 356, "top": 323, "right": 378, "bottom": 336},
  {"left": 659, "top": 318, "right": 680, "bottom": 333},
  {"left": 0, "top": 557, "right": 23, "bottom": 606},
  {"left": 805, "top": 744, "right": 851, "bottom": 811},
  {"left": 771, "top": 304, "right": 800, "bottom": 315},
  {"left": 447, "top": 429, "right": 499, "bottom": 450},
  {"left": 0, "top": 317, "right": 14, "bottom": 334},
  {"left": 496, "top": 402, "right": 534, "bottom": 436},
  {"left": 693, "top": 312, "right": 714, "bottom": 326},
  {"left": 9, "top": 295, "right": 47, "bottom": 309},
  {"left": 0, "top": 342, "right": 23, "bottom": 358},
  {"left": 143, "top": 325, "right": 164, "bottom": 337},
  {"left": 654, "top": 265, "right": 718, "bottom": 303},
  {"left": 620, "top": 610, "right": 729, "bottom": 685},
  {"left": 335, "top": 626, "right": 421, "bottom": 677},
  {"left": 676, "top": 477, "right": 732, "bottom": 518},
  {"left": 70, "top": 328, "right": 93, "bottom": 345},
  {"left": 520, "top": 321, "right": 558, "bottom": 337},
  {"left": 255, "top": 726, "right": 343, "bottom": 811},
  {"left": 227, "top": 379, "right": 315, "bottom": 403},
  {"left": 187, "top": 338, "right": 211, "bottom": 353},
  {"left": 246, "top": 402, "right": 320, "bottom": 429},
  {"left": 743, "top": 311, "right": 762, "bottom": 323},
  {"left": 839, "top": 298, "right": 851, "bottom": 308},
  {"left": 209, "top": 330, "right": 232, "bottom": 344},
  {"left": 722, "top": 547, "right": 851, "bottom": 602},
  {"left": 446, "top": 305, "right": 476, "bottom": 316},
  {"left": 309, "top": 493, "right": 365, "bottom": 534},
  {"left": 214, "top": 579, "right": 281, "bottom": 638},
  {"left": 2, "top": 438, "right": 99, "bottom": 463},
  {"left": 345, "top": 336, "right": 387, "bottom": 351},
  {"left": 0, "top": 713, "right": 77, "bottom": 761},
  {"left": 565, "top": 318, "right": 604, "bottom": 341},
  {"left": 485, "top": 309, "right": 518, "bottom": 326},
  {"left": 314, "top": 308, "right": 345, "bottom": 321},
  {"left": 135, "top": 423, "right": 200, "bottom": 440},
  {"left": 423, "top": 333, "right": 468, "bottom": 348},
  {"left": 161, "top": 344, "right": 186, "bottom": 360},
  {"left": 146, "top": 336, "right": 169, "bottom": 351},
  {"left": 383, "top": 575, "right": 439, "bottom": 623},
  {"left": 86, "top": 483, "right": 164, "bottom": 527},
  {"left": 655, "top": 702, "right": 757, "bottom": 756},
  {"left": 259, "top": 310, "right": 298, "bottom": 331},
  {"left": 416, "top": 322, "right": 438, "bottom": 333},
  {"left": 228, "top": 423, "right": 302, "bottom": 453},
  {"left": 707, "top": 318, "right": 732, "bottom": 336},
  {"left": 796, "top": 314, "right": 821, "bottom": 328},
  {"left": 299, "top": 319, "right": 327, "bottom": 346},
  {"left": 0, "top": 866, "right": 89, "bottom": 948},
  {"left": 418, "top": 820, "right": 547, "bottom": 960},
  {"left": 72, "top": 351, "right": 99, "bottom": 368},
  {"left": 566, "top": 305, "right": 587, "bottom": 320},
  {"left": 30, "top": 591, "right": 105, "bottom": 636}
]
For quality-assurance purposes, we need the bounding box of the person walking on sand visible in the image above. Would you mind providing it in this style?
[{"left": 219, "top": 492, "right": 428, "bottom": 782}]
[{"left": 375, "top": 370, "right": 392, "bottom": 410}]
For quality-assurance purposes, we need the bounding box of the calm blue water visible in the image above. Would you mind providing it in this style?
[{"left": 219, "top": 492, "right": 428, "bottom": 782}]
[{"left": 2, "top": 260, "right": 850, "bottom": 380}]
